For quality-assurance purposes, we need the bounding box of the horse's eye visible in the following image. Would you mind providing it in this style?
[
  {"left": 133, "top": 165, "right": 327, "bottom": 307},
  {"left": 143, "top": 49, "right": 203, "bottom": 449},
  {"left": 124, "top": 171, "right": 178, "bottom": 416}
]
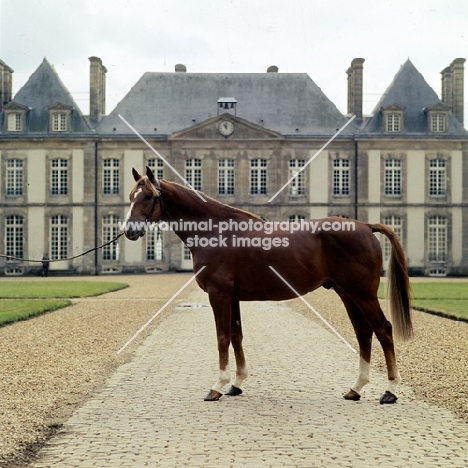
[{"left": 145, "top": 194, "right": 153, "bottom": 201}]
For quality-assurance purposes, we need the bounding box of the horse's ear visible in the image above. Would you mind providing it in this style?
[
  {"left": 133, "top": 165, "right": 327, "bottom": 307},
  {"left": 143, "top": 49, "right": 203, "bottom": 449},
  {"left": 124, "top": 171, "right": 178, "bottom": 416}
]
[
  {"left": 132, "top": 168, "right": 142, "bottom": 182},
  {"left": 146, "top": 166, "right": 157, "bottom": 184}
]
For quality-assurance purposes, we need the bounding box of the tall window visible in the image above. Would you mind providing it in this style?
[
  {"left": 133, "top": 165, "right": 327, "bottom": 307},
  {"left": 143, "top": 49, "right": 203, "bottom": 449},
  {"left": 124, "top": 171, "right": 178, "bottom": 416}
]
[
  {"left": 289, "top": 159, "right": 306, "bottom": 196},
  {"left": 148, "top": 158, "right": 164, "bottom": 180},
  {"left": 7, "top": 113, "right": 22, "bottom": 132},
  {"left": 384, "top": 159, "right": 401, "bottom": 197},
  {"left": 218, "top": 159, "right": 235, "bottom": 195},
  {"left": 185, "top": 159, "right": 202, "bottom": 191},
  {"left": 429, "top": 159, "right": 446, "bottom": 197},
  {"left": 430, "top": 114, "right": 446, "bottom": 133},
  {"left": 333, "top": 159, "right": 350, "bottom": 196},
  {"left": 5, "top": 215, "right": 24, "bottom": 259},
  {"left": 382, "top": 215, "right": 403, "bottom": 262},
  {"left": 50, "top": 215, "right": 68, "bottom": 259},
  {"left": 103, "top": 159, "right": 120, "bottom": 195},
  {"left": 52, "top": 112, "right": 67, "bottom": 132},
  {"left": 250, "top": 159, "right": 267, "bottom": 195},
  {"left": 6, "top": 159, "right": 23, "bottom": 196},
  {"left": 428, "top": 216, "right": 447, "bottom": 263},
  {"left": 102, "top": 215, "right": 120, "bottom": 261},
  {"left": 386, "top": 114, "right": 401, "bottom": 132},
  {"left": 147, "top": 227, "right": 164, "bottom": 261},
  {"left": 51, "top": 159, "right": 68, "bottom": 195}
]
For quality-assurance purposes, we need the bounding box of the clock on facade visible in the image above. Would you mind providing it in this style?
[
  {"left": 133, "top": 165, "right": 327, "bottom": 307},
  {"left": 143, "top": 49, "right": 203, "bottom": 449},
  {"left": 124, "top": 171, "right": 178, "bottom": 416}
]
[{"left": 218, "top": 120, "right": 235, "bottom": 136}]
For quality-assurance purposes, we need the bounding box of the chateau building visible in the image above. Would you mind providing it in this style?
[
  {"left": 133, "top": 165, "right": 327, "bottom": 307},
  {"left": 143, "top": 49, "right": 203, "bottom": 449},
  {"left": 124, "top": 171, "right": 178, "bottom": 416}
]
[{"left": 0, "top": 56, "right": 467, "bottom": 275}]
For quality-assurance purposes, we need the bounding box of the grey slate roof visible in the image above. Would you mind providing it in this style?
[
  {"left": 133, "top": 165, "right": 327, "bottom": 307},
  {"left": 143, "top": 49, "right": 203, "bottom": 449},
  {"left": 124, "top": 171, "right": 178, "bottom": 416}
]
[
  {"left": 362, "top": 60, "right": 467, "bottom": 136},
  {"left": 97, "top": 72, "right": 354, "bottom": 137},
  {"left": 6, "top": 58, "right": 90, "bottom": 134}
]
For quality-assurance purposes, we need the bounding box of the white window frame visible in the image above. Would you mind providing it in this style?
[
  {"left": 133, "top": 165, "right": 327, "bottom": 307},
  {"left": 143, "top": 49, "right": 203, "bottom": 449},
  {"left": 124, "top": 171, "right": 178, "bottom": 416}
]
[
  {"left": 6, "top": 159, "right": 23, "bottom": 196},
  {"left": 430, "top": 114, "right": 446, "bottom": 133},
  {"left": 5, "top": 215, "right": 24, "bottom": 259},
  {"left": 333, "top": 159, "right": 350, "bottom": 197},
  {"left": 382, "top": 215, "right": 403, "bottom": 263},
  {"left": 218, "top": 159, "right": 235, "bottom": 195},
  {"left": 103, "top": 159, "right": 120, "bottom": 195},
  {"left": 429, "top": 159, "right": 446, "bottom": 197},
  {"left": 147, "top": 158, "right": 164, "bottom": 180},
  {"left": 250, "top": 159, "right": 267, "bottom": 195},
  {"left": 147, "top": 226, "right": 164, "bottom": 261},
  {"left": 386, "top": 113, "right": 401, "bottom": 132},
  {"left": 428, "top": 216, "right": 447, "bottom": 263},
  {"left": 102, "top": 215, "right": 120, "bottom": 261},
  {"left": 50, "top": 215, "right": 68, "bottom": 259},
  {"left": 185, "top": 159, "right": 202, "bottom": 191},
  {"left": 7, "top": 112, "right": 23, "bottom": 132},
  {"left": 384, "top": 159, "right": 402, "bottom": 197},
  {"left": 51, "top": 159, "right": 68, "bottom": 196},
  {"left": 289, "top": 159, "right": 306, "bottom": 196},
  {"left": 52, "top": 112, "right": 67, "bottom": 132}
]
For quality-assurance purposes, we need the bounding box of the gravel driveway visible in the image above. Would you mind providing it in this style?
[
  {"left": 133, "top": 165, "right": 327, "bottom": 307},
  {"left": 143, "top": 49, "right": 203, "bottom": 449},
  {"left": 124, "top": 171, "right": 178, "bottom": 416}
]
[{"left": 0, "top": 274, "right": 467, "bottom": 467}]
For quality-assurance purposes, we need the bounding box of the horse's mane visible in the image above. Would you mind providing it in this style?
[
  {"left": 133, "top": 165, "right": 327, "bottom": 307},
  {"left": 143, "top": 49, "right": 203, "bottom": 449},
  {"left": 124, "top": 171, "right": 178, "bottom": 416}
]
[{"left": 132, "top": 177, "right": 262, "bottom": 220}]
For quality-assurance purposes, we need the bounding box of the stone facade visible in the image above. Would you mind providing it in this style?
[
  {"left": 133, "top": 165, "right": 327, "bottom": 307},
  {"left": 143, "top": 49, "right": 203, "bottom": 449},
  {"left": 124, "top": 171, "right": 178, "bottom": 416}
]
[{"left": 0, "top": 57, "right": 467, "bottom": 276}]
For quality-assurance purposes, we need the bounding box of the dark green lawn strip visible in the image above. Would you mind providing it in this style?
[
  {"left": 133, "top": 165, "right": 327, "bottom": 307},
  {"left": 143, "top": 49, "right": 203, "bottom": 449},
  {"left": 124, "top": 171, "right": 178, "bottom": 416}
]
[
  {"left": 0, "top": 281, "right": 127, "bottom": 299},
  {"left": 378, "top": 282, "right": 468, "bottom": 322},
  {"left": 0, "top": 299, "right": 71, "bottom": 327}
]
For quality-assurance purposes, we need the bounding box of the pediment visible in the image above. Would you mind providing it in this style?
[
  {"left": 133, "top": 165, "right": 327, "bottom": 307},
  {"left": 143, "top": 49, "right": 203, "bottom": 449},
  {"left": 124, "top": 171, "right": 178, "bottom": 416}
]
[
  {"left": 48, "top": 101, "right": 73, "bottom": 111},
  {"left": 424, "top": 102, "right": 449, "bottom": 112},
  {"left": 169, "top": 114, "right": 284, "bottom": 140},
  {"left": 3, "top": 102, "right": 29, "bottom": 111},
  {"left": 381, "top": 103, "right": 406, "bottom": 112}
]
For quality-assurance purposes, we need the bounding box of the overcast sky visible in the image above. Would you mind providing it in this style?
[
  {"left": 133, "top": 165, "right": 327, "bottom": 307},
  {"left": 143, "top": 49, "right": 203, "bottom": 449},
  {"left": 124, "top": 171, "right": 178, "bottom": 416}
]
[{"left": 1, "top": 0, "right": 468, "bottom": 125}]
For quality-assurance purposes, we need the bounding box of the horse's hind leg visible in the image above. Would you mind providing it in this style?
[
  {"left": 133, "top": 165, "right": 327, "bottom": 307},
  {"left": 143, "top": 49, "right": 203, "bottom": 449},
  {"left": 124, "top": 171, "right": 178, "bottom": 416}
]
[
  {"left": 335, "top": 288, "right": 373, "bottom": 401},
  {"left": 348, "top": 293, "right": 401, "bottom": 404},
  {"left": 225, "top": 300, "right": 248, "bottom": 396}
]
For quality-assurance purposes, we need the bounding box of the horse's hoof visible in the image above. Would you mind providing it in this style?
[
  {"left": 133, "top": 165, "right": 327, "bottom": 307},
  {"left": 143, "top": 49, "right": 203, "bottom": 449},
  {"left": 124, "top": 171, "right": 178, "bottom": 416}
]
[
  {"left": 204, "top": 390, "right": 223, "bottom": 401},
  {"left": 225, "top": 386, "right": 243, "bottom": 396},
  {"left": 343, "top": 389, "right": 361, "bottom": 401},
  {"left": 379, "top": 391, "right": 398, "bottom": 404}
]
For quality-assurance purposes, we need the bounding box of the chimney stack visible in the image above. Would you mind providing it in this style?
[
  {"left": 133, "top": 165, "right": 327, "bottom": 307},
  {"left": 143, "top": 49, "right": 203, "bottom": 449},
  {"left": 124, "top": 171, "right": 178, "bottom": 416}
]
[
  {"left": 441, "top": 58, "right": 465, "bottom": 124},
  {"left": 89, "top": 56, "right": 107, "bottom": 121},
  {"left": 347, "top": 58, "right": 365, "bottom": 118},
  {"left": 451, "top": 58, "right": 465, "bottom": 124},
  {"left": 0, "top": 60, "right": 14, "bottom": 112}
]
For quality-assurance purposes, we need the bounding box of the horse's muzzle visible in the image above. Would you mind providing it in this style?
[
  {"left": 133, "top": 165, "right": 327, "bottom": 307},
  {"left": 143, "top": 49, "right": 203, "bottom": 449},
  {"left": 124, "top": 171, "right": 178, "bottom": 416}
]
[{"left": 123, "top": 226, "right": 145, "bottom": 241}]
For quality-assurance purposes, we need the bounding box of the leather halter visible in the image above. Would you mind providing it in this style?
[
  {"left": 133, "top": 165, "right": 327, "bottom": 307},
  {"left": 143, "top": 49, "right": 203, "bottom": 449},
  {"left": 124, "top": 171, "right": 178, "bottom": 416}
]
[{"left": 144, "top": 180, "right": 164, "bottom": 223}]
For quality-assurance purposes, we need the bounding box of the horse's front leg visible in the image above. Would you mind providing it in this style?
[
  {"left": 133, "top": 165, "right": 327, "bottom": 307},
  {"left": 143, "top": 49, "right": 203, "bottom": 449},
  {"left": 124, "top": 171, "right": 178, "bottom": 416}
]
[
  {"left": 204, "top": 291, "right": 232, "bottom": 401},
  {"left": 225, "top": 300, "right": 248, "bottom": 396}
]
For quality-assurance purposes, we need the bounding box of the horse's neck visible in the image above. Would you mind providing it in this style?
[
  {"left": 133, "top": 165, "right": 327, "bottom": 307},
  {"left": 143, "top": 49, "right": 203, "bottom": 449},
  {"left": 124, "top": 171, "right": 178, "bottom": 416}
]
[{"left": 160, "top": 181, "right": 252, "bottom": 240}]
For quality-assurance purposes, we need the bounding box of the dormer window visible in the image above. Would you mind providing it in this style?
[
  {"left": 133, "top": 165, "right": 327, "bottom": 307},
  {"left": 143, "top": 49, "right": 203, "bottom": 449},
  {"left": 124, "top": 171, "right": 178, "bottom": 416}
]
[
  {"left": 7, "top": 113, "right": 23, "bottom": 131},
  {"left": 52, "top": 112, "right": 67, "bottom": 131},
  {"left": 381, "top": 103, "right": 405, "bottom": 133},
  {"left": 3, "top": 102, "right": 28, "bottom": 133},
  {"left": 48, "top": 102, "right": 72, "bottom": 132},
  {"left": 430, "top": 114, "right": 446, "bottom": 133},
  {"left": 386, "top": 114, "right": 401, "bottom": 132},
  {"left": 425, "top": 103, "right": 449, "bottom": 134}
]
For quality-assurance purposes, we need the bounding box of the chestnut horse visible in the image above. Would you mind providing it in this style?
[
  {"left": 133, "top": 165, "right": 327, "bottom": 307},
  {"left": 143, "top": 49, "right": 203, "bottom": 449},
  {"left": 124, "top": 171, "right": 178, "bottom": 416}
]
[{"left": 124, "top": 167, "right": 412, "bottom": 404}]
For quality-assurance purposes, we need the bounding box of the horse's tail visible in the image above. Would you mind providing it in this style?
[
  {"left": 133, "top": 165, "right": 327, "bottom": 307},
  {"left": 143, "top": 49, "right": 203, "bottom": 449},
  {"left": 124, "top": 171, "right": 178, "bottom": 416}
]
[{"left": 371, "top": 223, "right": 413, "bottom": 341}]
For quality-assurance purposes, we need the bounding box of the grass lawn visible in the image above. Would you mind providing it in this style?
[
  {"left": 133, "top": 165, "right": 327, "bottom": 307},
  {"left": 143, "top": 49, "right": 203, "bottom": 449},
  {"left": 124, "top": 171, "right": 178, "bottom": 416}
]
[
  {"left": 0, "top": 281, "right": 128, "bottom": 327},
  {"left": 0, "top": 281, "right": 127, "bottom": 299},
  {"left": 379, "top": 282, "right": 468, "bottom": 321},
  {"left": 0, "top": 299, "right": 71, "bottom": 327}
]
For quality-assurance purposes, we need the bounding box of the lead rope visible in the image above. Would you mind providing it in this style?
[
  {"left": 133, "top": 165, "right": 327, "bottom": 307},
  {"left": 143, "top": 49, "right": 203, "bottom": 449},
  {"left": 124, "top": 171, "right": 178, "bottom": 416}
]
[{"left": 0, "top": 232, "right": 124, "bottom": 263}]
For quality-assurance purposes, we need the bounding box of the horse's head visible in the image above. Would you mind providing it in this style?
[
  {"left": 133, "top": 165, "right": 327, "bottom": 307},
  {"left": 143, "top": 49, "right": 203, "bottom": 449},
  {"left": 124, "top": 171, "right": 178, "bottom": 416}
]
[{"left": 123, "top": 166, "right": 162, "bottom": 241}]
